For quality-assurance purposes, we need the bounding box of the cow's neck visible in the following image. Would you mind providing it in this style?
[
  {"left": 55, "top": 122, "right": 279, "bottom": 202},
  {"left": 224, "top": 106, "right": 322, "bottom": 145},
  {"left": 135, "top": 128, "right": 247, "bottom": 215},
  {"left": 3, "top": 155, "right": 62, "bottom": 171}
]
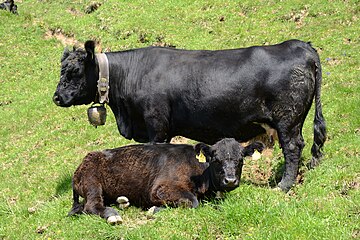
[
  {"left": 94, "top": 53, "right": 110, "bottom": 104},
  {"left": 203, "top": 165, "right": 222, "bottom": 193}
]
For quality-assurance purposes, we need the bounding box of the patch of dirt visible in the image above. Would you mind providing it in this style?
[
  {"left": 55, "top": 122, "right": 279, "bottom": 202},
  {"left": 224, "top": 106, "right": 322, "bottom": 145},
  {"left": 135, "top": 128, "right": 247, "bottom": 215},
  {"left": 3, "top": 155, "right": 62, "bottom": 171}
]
[
  {"left": 283, "top": 5, "right": 310, "bottom": 28},
  {"left": 85, "top": 2, "right": 102, "bottom": 14},
  {"left": 152, "top": 41, "right": 176, "bottom": 48},
  {"left": 325, "top": 57, "right": 342, "bottom": 66},
  {"left": 340, "top": 176, "right": 360, "bottom": 196},
  {"left": 170, "top": 136, "right": 189, "bottom": 144},
  {"left": 352, "top": 229, "right": 360, "bottom": 239},
  {"left": 67, "top": 7, "right": 83, "bottom": 16},
  {"left": 120, "top": 211, "right": 155, "bottom": 229},
  {"left": 0, "top": 100, "right": 12, "bottom": 106},
  {"left": 242, "top": 152, "right": 274, "bottom": 185},
  {"left": 152, "top": 35, "right": 176, "bottom": 48},
  {"left": 36, "top": 225, "right": 48, "bottom": 234},
  {"left": 44, "top": 28, "right": 80, "bottom": 47}
]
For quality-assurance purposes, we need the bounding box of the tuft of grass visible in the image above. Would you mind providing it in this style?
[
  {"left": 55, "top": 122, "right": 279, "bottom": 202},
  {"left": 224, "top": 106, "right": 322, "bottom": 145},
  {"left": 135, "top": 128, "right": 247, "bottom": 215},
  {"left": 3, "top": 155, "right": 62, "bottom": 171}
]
[{"left": 1, "top": 0, "right": 359, "bottom": 239}]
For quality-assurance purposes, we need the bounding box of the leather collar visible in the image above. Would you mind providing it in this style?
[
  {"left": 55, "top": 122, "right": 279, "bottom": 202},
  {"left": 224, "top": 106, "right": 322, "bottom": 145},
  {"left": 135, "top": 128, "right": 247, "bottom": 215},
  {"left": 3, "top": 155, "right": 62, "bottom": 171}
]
[{"left": 95, "top": 53, "right": 110, "bottom": 104}]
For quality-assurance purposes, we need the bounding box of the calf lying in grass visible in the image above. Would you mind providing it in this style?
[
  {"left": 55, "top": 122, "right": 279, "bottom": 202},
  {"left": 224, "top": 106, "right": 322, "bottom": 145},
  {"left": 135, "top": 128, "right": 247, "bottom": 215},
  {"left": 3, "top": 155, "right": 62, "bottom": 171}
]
[{"left": 68, "top": 138, "right": 264, "bottom": 224}]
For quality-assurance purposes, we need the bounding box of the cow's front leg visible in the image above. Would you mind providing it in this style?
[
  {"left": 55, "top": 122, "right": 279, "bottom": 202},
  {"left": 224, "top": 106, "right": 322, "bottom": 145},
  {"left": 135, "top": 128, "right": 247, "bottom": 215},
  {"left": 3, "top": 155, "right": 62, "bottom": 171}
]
[
  {"left": 277, "top": 127, "right": 305, "bottom": 192},
  {"left": 145, "top": 115, "right": 169, "bottom": 143},
  {"left": 143, "top": 98, "right": 170, "bottom": 143}
]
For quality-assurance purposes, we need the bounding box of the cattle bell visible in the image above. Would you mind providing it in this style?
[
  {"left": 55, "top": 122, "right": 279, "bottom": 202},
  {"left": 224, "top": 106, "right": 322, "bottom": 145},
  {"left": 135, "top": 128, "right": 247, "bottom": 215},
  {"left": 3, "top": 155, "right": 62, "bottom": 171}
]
[{"left": 87, "top": 103, "right": 107, "bottom": 127}]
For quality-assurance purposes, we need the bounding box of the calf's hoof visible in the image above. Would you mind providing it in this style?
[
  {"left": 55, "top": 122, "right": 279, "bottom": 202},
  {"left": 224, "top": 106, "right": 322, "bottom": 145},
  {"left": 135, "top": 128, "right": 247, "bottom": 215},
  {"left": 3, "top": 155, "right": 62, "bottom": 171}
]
[
  {"left": 107, "top": 215, "right": 123, "bottom": 225},
  {"left": 116, "top": 196, "right": 130, "bottom": 209},
  {"left": 309, "top": 156, "right": 321, "bottom": 169},
  {"left": 147, "top": 206, "right": 163, "bottom": 215}
]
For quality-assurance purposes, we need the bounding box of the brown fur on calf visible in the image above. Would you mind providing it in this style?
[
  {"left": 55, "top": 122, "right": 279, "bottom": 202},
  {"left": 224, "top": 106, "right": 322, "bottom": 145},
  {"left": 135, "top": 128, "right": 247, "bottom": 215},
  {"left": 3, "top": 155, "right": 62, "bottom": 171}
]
[
  {"left": 71, "top": 145, "right": 205, "bottom": 210},
  {"left": 69, "top": 139, "right": 264, "bottom": 222}
]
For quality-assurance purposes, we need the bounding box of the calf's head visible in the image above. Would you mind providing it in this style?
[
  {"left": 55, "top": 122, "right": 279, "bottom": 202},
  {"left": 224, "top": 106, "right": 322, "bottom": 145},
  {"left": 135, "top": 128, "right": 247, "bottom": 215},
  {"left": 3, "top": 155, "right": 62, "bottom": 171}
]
[
  {"left": 195, "top": 138, "right": 264, "bottom": 191},
  {"left": 53, "top": 41, "right": 98, "bottom": 107}
]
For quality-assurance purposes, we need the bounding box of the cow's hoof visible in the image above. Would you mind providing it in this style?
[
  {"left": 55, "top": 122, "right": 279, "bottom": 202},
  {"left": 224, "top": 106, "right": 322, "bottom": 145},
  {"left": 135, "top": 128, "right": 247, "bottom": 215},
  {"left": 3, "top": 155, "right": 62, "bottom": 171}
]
[
  {"left": 309, "top": 156, "right": 321, "bottom": 169},
  {"left": 107, "top": 215, "right": 123, "bottom": 225},
  {"left": 147, "top": 206, "right": 163, "bottom": 215},
  {"left": 277, "top": 181, "right": 292, "bottom": 193},
  {"left": 116, "top": 196, "right": 130, "bottom": 209}
]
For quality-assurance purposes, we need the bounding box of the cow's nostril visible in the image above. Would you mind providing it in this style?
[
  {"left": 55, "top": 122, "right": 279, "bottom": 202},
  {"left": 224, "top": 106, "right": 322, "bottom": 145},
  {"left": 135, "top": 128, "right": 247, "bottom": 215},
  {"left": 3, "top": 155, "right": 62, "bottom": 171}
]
[
  {"left": 224, "top": 177, "right": 238, "bottom": 186},
  {"left": 53, "top": 94, "right": 61, "bottom": 105}
]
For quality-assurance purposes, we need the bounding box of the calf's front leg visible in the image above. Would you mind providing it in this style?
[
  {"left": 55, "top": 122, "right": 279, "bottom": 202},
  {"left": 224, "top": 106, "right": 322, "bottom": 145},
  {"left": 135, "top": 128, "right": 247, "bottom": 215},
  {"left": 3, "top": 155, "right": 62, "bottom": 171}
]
[{"left": 150, "top": 183, "right": 199, "bottom": 208}]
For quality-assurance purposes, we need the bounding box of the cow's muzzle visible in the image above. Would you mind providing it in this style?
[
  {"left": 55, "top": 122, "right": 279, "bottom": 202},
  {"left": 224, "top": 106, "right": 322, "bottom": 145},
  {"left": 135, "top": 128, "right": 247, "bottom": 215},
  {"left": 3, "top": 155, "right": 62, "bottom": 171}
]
[
  {"left": 53, "top": 93, "right": 70, "bottom": 107},
  {"left": 223, "top": 177, "right": 239, "bottom": 188}
]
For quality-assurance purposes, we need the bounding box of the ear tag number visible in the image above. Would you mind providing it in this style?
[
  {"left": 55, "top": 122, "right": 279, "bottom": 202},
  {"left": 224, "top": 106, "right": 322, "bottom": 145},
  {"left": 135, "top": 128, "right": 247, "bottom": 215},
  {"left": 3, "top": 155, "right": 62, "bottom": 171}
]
[{"left": 196, "top": 151, "right": 206, "bottom": 163}]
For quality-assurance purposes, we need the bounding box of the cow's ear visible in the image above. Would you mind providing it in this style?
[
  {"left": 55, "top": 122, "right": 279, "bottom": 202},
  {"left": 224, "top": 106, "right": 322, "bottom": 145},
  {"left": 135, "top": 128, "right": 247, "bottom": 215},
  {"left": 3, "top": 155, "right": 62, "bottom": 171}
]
[
  {"left": 194, "top": 143, "right": 212, "bottom": 162},
  {"left": 85, "top": 40, "right": 96, "bottom": 61},
  {"left": 243, "top": 141, "right": 265, "bottom": 157}
]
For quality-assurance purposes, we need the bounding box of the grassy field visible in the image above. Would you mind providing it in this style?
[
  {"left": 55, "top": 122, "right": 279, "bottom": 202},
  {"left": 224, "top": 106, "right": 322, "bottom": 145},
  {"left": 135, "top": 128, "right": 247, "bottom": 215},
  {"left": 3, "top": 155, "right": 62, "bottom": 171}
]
[{"left": 0, "top": 0, "right": 359, "bottom": 239}]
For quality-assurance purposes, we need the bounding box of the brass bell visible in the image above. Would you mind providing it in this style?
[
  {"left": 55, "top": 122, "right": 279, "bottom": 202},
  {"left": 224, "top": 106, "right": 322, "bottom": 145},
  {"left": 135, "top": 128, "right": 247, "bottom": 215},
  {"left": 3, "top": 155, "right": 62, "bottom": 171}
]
[{"left": 87, "top": 103, "right": 107, "bottom": 127}]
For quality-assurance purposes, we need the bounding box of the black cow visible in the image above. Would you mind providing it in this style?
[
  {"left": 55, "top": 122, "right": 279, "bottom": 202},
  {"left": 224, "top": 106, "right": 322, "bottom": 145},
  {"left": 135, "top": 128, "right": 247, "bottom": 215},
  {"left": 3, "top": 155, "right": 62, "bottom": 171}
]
[
  {"left": 53, "top": 40, "right": 326, "bottom": 191},
  {"left": 0, "top": 0, "right": 18, "bottom": 14},
  {"left": 68, "top": 139, "right": 264, "bottom": 224}
]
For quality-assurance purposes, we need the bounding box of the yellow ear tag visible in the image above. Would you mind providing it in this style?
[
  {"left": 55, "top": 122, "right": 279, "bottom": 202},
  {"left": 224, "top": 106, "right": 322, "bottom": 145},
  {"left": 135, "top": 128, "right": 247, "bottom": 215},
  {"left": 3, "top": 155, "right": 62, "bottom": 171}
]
[
  {"left": 196, "top": 151, "right": 206, "bottom": 163},
  {"left": 252, "top": 150, "right": 262, "bottom": 161}
]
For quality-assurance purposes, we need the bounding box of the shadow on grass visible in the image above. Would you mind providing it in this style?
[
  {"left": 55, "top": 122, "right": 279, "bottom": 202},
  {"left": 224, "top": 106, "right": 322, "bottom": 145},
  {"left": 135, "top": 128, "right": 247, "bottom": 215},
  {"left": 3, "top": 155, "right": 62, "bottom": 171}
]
[{"left": 55, "top": 172, "right": 73, "bottom": 197}]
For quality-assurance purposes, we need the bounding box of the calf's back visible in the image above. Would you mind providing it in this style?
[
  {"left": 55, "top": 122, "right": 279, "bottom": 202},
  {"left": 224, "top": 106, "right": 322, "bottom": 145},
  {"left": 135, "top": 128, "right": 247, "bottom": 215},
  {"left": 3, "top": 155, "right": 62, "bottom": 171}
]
[{"left": 73, "top": 144, "right": 206, "bottom": 208}]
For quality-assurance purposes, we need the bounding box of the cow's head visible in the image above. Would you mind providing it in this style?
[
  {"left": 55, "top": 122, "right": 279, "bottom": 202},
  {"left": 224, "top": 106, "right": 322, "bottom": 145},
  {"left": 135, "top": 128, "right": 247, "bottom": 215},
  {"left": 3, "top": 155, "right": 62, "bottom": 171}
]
[
  {"left": 53, "top": 41, "right": 98, "bottom": 107},
  {"left": 195, "top": 138, "right": 264, "bottom": 191}
]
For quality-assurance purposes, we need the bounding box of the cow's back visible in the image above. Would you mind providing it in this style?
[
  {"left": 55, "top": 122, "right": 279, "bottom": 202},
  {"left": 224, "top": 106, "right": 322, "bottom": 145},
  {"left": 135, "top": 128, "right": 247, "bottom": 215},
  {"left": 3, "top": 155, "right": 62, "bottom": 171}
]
[{"left": 107, "top": 40, "right": 319, "bottom": 144}]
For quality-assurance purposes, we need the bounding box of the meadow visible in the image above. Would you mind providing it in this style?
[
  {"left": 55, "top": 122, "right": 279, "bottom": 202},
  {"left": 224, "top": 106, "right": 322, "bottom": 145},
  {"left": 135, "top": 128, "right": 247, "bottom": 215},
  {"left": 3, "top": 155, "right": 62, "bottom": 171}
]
[{"left": 0, "top": 0, "right": 359, "bottom": 239}]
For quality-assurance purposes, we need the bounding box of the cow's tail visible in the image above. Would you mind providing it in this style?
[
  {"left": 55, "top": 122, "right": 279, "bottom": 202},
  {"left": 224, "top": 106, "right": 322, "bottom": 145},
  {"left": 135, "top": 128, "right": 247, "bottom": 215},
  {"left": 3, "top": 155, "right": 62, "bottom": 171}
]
[
  {"left": 310, "top": 47, "right": 326, "bottom": 168},
  {"left": 67, "top": 180, "right": 84, "bottom": 216}
]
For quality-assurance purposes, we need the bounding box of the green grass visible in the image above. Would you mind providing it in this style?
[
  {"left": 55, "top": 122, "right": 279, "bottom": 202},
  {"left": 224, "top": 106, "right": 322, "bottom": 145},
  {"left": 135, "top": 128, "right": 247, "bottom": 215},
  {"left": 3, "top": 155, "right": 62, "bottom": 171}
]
[{"left": 1, "top": 0, "right": 359, "bottom": 239}]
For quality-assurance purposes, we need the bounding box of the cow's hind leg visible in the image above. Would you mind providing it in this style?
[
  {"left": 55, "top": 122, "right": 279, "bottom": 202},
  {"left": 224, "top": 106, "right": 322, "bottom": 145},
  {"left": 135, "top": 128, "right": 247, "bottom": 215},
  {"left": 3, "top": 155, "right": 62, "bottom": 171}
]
[
  {"left": 277, "top": 124, "right": 305, "bottom": 192},
  {"left": 83, "top": 184, "right": 122, "bottom": 224}
]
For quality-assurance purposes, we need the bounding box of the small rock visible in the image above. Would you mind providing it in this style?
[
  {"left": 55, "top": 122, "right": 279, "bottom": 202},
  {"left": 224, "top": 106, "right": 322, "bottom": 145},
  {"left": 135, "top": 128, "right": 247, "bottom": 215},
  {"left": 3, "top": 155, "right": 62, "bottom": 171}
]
[{"left": 28, "top": 207, "right": 36, "bottom": 214}]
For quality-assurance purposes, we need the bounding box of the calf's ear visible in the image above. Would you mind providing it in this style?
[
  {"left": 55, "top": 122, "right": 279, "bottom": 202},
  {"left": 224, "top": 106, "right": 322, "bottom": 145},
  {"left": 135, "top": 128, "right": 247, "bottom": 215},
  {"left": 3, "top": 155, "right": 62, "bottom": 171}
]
[
  {"left": 194, "top": 143, "right": 212, "bottom": 161},
  {"left": 243, "top": 141, "right": 265, "bottom": 157},
  {"left": 85, "top": 40, "right": 96, "bottom": 61}
]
